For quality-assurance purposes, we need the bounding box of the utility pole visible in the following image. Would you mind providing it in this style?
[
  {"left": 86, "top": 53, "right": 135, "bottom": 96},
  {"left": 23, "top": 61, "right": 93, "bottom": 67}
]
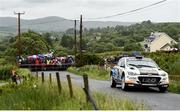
[
  {"left": 14, "top": 11, "right": 25, "bottom": 56},
  {"left": 79, "top": 15, "right": 83, "bottom": 66},
  {"left": 74, "top": 20, "right": 77, "bottom": 63}
]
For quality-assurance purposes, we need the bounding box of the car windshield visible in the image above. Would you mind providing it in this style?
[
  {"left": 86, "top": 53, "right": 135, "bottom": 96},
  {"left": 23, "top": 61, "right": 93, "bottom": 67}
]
[{"left": 127, "top": 59, "right": 158, "bottom": 68}]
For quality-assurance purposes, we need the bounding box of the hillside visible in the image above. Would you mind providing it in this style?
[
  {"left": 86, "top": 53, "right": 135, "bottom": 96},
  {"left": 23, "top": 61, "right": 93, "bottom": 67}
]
[{"left": 0, "top": 16, "right": 134, "bottom": 34}]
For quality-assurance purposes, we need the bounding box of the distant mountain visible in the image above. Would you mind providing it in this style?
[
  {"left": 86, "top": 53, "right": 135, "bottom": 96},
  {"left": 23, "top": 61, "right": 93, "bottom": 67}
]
[{"left": 0, "top": 16, "right": 135, "bottom": 34}]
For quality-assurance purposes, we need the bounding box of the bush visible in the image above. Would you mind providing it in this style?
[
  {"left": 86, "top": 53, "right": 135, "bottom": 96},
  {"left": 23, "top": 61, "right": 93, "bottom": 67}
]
[
  {"left": 75, "top": 54, "right": 104, "bottom": 67},
  {"left": 169, "top": 80, "right": 180, "bottom": 94},
  {"left": 124, "top": 43, "right": 143, "bottom": 51},
  {"left": 0, "top": 64, "right": 30, "bottom": 81},
  {"left": 16, "top": 68, "right": 31, "bottom": 79},
  {"left": 170, "top": 61, "right": 180, "bottom": 75},
  {"left": 0, "top": 65, "right": 13, "bottom": 80},
  {"left": 145, "top": 52, "right": 180, "bottom": 74}
]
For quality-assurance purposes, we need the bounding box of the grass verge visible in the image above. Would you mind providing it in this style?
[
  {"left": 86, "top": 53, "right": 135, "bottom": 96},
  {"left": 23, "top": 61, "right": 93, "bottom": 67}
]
[
  {"left": 0, "top": 77, "right": 144, "bottom": 110},
  {"left": 168, "top": 80, "right": 180, "bottom": 94},
  {"left": 67, "top": 65, "right": 109, "bottom": 80}
]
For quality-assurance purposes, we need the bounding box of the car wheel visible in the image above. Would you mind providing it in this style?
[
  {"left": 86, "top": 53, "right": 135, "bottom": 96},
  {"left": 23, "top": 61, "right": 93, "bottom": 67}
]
[
  {"left": 110, "top": 76, "right": 116, "bottom": 88},
  {"left": 121, "top": 75, "right": 128, "bottom": 91},
  {"left": 159, "top": 87, "right": 167, "bottom": 93}
]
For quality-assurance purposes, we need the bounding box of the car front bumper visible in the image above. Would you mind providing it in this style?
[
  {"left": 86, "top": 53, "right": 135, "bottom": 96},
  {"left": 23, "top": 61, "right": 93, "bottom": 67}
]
[
  {"left": 125, "top": 82, "right": 169, "bottom": 88},
  {"left": 125, "top": 75, "right": 169, "bottom": 88}
]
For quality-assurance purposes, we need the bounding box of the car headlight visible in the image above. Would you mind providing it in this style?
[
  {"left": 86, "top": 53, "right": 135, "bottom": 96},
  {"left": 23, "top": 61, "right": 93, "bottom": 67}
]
[
  {"left": 159, "top": 73, "right": 167, "bottom": 76},
  {"left": 128, "top": 71, "right": 138, "bottom": 76}
]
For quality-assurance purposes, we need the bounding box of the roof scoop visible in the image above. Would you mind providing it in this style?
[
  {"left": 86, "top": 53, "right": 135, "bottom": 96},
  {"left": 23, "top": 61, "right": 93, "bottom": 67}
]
[{"left": 131, "top": 51, "right": 143, "bottom": 59}]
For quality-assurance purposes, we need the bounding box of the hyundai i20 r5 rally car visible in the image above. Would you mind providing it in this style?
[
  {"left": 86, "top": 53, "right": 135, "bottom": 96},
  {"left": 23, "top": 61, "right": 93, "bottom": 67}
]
[{"left": 110, "top": 56, "right": 169, "bottom": 92}]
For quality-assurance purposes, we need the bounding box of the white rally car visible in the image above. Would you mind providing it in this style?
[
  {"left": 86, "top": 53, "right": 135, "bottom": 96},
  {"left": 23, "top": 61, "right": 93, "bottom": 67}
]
[{"left": 110, "top": 56, "right": 169, "bottom": 92}]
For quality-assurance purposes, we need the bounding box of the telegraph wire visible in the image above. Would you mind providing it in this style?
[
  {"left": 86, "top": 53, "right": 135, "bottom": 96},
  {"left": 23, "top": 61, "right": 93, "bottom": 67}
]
[{"left": 84, "top": 0, "right": 167, "bottom": 20}]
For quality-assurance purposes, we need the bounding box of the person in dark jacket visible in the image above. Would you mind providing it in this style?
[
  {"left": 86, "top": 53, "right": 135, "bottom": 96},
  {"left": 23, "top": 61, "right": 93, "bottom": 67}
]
[{"left": 11, "top": 69, "right": 17, "bottom": 84}]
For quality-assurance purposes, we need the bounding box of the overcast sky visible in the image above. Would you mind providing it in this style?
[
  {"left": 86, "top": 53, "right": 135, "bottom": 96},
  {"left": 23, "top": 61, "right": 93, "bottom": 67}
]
[{"left": 0, "top": 0, "right": 180, "bottom": 22}]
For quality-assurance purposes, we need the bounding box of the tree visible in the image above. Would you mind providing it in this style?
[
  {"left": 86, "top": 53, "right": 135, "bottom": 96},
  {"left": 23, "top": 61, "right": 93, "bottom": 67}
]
[
  {"left": 5, "top": 30, "right": 49, "bottom": 56},
  {"left": 60, "top": 34, "right": 74, "bottom": 49},
  {"left": 112, "top": 38, "right": 125, "bottom": 47},
  {"left": 42, "top": 32, "right": 53, "bottom": 48}
]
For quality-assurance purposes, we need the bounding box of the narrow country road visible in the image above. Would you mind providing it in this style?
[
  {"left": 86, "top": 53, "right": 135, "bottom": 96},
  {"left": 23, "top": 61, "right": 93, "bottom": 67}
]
[{"left": 33, "top": 71, "right": 180, "bottom": 110}]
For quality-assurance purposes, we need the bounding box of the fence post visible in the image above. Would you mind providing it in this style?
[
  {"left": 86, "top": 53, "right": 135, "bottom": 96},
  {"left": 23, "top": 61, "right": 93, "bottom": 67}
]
[
  {"left": 83, "top": 74, "right": 98, "bottom": 110},
  {"left": 49, "top": 73, "right": 52, "bottom": 84},
  {"left": 36, "top": 72, "right": 38, "bottom": 79},
  {"left": 66, "top": 75, "right": 73, "bottom": 98},
  {"left": 41, "top": 72, "right": 44, "bottom": 83},
  {"left": 83, "top": 74, "right": 89, "bottom": 102},
  {"left": 56, "top": 72, "right": 62, "bottom": 94}
]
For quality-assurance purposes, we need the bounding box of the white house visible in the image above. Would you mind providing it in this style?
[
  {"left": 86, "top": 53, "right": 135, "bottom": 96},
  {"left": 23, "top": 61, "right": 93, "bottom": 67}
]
[{"left": 146, "top": 32, "right": 177, "bottom": 52}]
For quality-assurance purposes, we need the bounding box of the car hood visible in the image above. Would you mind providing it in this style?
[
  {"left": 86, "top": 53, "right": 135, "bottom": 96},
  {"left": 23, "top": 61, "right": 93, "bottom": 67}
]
[
  {"left": 128, "top": 66, "right": 159, "bottom": 74},
  {"left": 138, "top": 67, "right": 158, "bottom": 74}
]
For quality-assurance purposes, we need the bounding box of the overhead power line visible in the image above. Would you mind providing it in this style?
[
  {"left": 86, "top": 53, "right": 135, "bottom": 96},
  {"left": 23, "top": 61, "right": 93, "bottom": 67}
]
[{"left": 84, "top": 0, "right": 167, "bottom": 20}]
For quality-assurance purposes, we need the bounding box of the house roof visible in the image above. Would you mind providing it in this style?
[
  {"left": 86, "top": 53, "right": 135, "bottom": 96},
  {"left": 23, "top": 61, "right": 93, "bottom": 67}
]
[{"left": 150, "top": 32, "right": 177, "bottom": 44}]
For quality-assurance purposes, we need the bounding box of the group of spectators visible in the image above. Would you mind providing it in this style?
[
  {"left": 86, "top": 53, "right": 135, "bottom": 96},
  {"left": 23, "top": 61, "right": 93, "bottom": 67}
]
[{"left": 17, "top": 55, "right": 74, "bottom": 66}]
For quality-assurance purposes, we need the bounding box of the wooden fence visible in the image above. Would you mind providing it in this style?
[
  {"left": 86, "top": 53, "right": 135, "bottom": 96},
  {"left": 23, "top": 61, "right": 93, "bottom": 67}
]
[
  {"left": 169, "top": 75, "right": 180, "bottom": 81},
  {"left": 35, "top": 72, "right": 98, "bottom": 110}
]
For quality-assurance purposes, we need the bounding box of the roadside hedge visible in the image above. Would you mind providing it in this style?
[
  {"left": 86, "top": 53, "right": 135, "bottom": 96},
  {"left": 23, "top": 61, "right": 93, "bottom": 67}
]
[
  {"left": 0, "top": 65, "right": 13, "bottom": 80},
  {"left": 0, "top": 64, "right": 31, "bottom": 80},
  {"left": 75, "top": 54, "right": 104, "bottom": 67},
  {"left": 144, "top": 52, "right": 180, "bottom": 75}
]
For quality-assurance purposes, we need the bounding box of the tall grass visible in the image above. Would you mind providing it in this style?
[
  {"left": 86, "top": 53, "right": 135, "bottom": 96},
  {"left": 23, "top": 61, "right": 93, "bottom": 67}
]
[
  {"left": 0, "top": 77, "right": 144, "bottom": 110},
  {"left": 93, "top": 92, "right": 145, "bottom": 110},
  {"left": 0, "top": 80, "right": 92, "bottom": 110},
  {"left": 168, "top": 80, "right": 180, "bottom": 94},
  {"left": 68, "top": 65, "right": 109, "bottom": 80}
]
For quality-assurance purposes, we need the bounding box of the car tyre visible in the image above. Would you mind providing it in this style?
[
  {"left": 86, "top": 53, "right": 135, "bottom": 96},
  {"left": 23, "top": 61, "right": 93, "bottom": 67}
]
[
  {"left": 121, "top": 75, "right": 128, "bottom": 91},
  {"left": 110, "top": 76, "right": 116, "bottom": 88},
  {"left": 159, "top": 87, "right": 167, "bottom": 93}
]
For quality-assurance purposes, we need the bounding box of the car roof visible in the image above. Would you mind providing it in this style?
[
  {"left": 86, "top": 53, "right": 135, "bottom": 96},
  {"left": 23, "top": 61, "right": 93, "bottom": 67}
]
[{"left": 121, "top": 57, "right": 153, "bottom": 61}]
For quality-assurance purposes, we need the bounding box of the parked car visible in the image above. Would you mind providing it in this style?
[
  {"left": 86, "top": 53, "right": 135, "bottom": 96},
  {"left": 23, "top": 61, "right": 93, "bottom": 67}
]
[{"left": 110, "top": 55, "right": 169, "bottom": 92}]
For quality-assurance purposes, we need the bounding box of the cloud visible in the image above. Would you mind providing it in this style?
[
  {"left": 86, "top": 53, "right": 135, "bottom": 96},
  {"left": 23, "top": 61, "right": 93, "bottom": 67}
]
[
  {"left": 23, "top": 0, "right": 63, "bottom": 3},
  {"left": 0, "top": 0, "right": 179, "bottom": 22},
  {"left": 0, "top": 7, "right": 6, "bottom": 11}
]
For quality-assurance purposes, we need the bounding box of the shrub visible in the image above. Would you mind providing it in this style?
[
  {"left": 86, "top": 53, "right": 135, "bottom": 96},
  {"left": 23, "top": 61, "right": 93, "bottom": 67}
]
[
  {"left": 0, "top": 65, "right": 13, "bottom": 80},
  {"left": 16, "top": 68, "right": 31, "bottom": 79},
  {"left": 124, "top": 43, "right": 143, "bottom": 51},
  {"left": 0, "top": 64, "right": 30, "bottom": 80},
  {"left": 75, "top": 54, "right": 104, "bottom": 67},
  {"left": 169, "top": 80, "right": 180, "bottom": 94},
  {"left": 145, "top": 52, "right": 180, "bottom": 74}
]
